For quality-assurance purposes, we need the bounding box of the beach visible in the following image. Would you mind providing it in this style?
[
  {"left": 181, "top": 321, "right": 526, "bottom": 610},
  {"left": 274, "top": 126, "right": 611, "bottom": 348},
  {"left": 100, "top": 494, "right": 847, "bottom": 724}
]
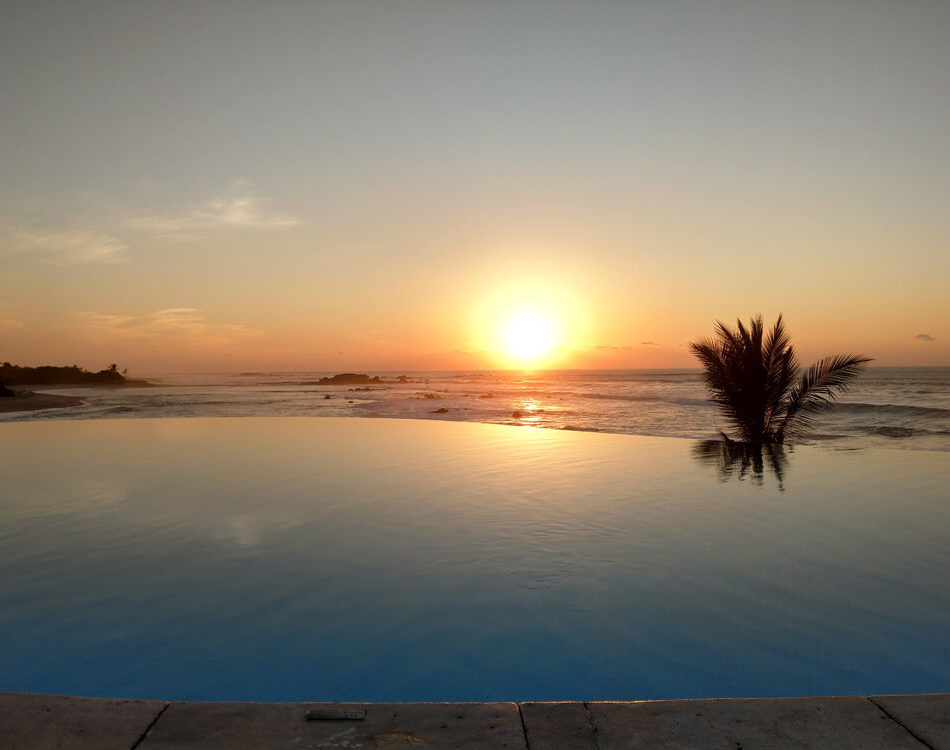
[{"left": 0, "top": 390, "right": 84, "bottom": 415}]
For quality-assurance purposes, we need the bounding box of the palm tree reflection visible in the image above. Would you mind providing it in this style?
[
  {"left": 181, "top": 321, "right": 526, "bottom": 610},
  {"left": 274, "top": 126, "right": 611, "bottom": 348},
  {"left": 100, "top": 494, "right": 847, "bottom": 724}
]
[{"left": 692, "top": 439, "right": 789, "bottom": 491}]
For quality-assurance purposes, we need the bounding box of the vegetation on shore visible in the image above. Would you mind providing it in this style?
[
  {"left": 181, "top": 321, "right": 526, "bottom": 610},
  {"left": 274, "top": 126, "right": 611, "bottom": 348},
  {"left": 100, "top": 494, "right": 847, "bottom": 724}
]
[
  {"left": 0, "top": 362, "right": 147, "bottom": 387},
  {"left": 690, "top": 315, "right": 871, "bottom": 444}
]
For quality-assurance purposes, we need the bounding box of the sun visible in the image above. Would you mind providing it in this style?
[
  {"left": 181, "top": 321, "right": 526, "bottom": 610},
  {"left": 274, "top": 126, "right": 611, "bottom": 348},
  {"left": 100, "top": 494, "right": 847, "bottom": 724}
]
[
  {"left": 468, "top": 280, "right": 586, "bottom": 368},
  {"left": 498, "top": 306, "right": 561, "bottom": 366}
]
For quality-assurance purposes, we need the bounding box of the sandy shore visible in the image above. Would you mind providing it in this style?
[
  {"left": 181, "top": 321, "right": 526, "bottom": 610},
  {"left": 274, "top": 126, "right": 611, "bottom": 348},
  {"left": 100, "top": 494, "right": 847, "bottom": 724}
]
[{"left": 0, "top": 390, "right": 84, "bottom": 414}]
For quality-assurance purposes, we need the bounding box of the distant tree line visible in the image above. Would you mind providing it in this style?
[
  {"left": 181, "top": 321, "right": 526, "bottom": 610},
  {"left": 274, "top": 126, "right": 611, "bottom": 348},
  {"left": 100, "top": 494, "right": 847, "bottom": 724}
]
[{"left": 0, "top": 362, "right": 128, "bottom": 386}]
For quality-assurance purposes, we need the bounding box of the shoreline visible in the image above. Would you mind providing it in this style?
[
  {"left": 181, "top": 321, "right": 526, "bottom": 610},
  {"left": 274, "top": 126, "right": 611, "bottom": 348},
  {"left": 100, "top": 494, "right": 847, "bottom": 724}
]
[
  {"left": 0, "top": 390, "right": 85, "bottom": 414},
  {"left": 2, "top": 412, "right": 949, "bottom": 454},
  {"left": 1, "top": 691, "right": 946, "bottom": 748}
]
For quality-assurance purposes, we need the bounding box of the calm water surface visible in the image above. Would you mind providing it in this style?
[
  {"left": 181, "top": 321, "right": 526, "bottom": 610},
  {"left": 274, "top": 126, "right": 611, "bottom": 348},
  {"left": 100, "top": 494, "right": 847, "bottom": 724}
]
[{"left": 1, "top": 418, "right": 948, "bottom": 701}]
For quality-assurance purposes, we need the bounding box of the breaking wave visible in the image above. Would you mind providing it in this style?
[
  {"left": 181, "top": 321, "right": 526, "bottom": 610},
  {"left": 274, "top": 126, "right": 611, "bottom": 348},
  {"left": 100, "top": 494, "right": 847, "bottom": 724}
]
[{"left": 832, "top": 402, "right": 950, "bottom": 418}]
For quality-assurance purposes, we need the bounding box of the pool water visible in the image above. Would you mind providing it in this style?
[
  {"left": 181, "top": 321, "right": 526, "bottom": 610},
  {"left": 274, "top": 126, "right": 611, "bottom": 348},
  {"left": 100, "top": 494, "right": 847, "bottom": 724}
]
[{"left": 1, "top": 418, "right": 948, "bottom": 701}]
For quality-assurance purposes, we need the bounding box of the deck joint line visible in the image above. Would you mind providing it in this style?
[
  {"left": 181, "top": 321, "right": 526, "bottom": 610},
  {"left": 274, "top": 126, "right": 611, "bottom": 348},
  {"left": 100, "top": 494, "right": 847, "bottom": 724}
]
[
  {"left": 517, "top": 702, "right": 531, "bottom": 749},
  {"left": 583, "top": 701, "right": 604, "bottom": 750},
  {"left": 865, "top": 697, "right": 935, "bottom": 750},
  {"left": 129, "top": 701, "right": 170, "bottom": 750}
]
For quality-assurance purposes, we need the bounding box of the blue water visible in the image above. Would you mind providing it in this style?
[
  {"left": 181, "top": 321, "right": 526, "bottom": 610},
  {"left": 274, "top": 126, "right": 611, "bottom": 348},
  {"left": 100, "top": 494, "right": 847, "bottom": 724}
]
[{"left": 1, "top": 418, "right": 948, "bottom": 701}]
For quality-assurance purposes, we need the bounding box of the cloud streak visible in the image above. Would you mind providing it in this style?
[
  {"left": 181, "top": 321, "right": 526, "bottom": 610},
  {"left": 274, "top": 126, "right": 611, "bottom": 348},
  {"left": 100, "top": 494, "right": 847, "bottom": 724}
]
[
  {"left": 0, "top": 225, "right": 126, "bottom": 264},
  {"left": 914, "top": 333, "right": 936, "bottom": 342},
  {"left": 76, "top": 308, "right": 261, "bottom": 340},
  {"left": 129, "top": 188, "right": 300, "bottom": 239}
]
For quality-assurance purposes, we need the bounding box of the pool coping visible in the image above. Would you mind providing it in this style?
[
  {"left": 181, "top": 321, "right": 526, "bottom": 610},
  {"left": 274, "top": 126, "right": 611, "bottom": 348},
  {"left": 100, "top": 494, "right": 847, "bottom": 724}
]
[{"left": 1, "top": 691, "right": 948, "bottom": 748}]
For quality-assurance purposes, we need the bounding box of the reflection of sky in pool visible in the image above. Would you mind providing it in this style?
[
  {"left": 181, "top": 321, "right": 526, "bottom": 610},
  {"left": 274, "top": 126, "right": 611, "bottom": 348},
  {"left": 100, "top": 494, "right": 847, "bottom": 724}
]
[{"left": 1, "top": 418, "right": 948, "bottom": 701}]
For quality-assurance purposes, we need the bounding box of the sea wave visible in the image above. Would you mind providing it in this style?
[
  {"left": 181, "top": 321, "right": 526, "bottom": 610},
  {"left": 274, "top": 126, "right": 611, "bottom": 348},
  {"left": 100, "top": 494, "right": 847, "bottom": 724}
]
[
  {"left": 580, "top": 393, "right": 713, "bottom": 407},
  {"left": 459, "top": 388, "right": 713, "bottom": 407},
  {"left": 833, "top": 402, "right": 950, "bottom": 418}
]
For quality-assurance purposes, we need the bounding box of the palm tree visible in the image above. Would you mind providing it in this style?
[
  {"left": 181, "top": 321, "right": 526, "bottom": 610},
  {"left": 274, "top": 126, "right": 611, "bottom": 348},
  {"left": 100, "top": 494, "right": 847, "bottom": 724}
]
[{"left": 690, "top": 315, "right": 871, "bottom": 444}]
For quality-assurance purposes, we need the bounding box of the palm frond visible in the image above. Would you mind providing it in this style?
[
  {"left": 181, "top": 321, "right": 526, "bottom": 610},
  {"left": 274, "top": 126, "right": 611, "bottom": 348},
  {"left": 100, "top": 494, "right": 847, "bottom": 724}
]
[
  {"left": 775, "top": 353, "right": 872, "bottom": 440},
  {"left": 761, "top": 316, "right": 797, "bottom": 436},
  {"left": 691, "top": 319, "right": 766, "bottom": 442}
]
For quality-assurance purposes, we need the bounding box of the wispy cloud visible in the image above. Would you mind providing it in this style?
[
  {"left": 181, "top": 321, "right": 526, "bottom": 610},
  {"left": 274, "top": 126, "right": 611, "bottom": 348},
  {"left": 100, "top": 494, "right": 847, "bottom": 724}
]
[
  {"left": 148, "top": 307, "right": 261, "bottom": 337},
  {"left": 640, "top": 341, "right": 658, "bottom": 346},
  {"left": 128, "top": 186, "right": 300, "bottom": 240},
  {"left": 914, "top": 333, "right": 936, "bottom": 342},
  {"left": 593, "top": 344, "right": 633, "bottom": 350},
  {"left": 76, "top": 308, "right": 261, "bottom": 340},
  {"left": 148, "top": 308, "right": 206, "bottom": 332},
  {"left": 0, "top": 306, "right": 24, "bottom": 329},
  {"left": 0, "top": 225, "right": 126, "bottom": 264}
]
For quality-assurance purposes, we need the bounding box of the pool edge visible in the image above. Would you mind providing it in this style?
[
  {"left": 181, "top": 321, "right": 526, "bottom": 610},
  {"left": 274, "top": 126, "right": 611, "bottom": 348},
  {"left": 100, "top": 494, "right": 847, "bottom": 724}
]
[{"left": 2, "top": 691, "right": 947, "bottom": 748}]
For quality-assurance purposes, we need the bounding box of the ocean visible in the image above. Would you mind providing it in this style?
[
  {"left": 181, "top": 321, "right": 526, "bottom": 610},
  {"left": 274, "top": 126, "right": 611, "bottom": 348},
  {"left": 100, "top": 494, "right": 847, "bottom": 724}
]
[{"left": 4, "top": 367, "right": 949, "bottom": 451}]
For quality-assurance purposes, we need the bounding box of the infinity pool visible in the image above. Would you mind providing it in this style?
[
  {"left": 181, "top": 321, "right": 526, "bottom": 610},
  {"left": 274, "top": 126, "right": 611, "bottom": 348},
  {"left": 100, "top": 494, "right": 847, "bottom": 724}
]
[{"left": 1, "top": 418, "right": 948, "bottom": 701}]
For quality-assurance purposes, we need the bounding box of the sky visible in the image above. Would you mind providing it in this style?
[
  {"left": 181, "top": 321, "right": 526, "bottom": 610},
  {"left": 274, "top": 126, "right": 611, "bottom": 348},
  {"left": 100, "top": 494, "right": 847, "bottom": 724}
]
[{"left": 1, "top": 0, "right": 948, "bottom": 373}]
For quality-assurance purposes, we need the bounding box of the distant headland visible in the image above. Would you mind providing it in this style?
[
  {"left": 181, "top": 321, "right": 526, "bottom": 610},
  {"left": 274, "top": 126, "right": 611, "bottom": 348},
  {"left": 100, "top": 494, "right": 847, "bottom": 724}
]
[
  {"left": 0, "top": 362, "right": 150, "bottom": 388},
  {"left": 0, "top": 363, "right": 150, "bottom": 414}
]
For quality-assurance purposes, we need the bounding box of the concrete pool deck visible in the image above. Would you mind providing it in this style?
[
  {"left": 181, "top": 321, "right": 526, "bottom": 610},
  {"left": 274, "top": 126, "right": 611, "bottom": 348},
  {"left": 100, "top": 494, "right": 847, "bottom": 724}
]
[{"left": 1, "top": 692, "right": 948, "bottom": 749}]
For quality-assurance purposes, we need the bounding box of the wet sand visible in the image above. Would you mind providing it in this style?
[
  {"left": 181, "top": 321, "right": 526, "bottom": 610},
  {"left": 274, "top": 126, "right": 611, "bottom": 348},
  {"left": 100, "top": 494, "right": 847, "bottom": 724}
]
[{"left": 0, "top": 390, "right": 84, "bottom": 414}]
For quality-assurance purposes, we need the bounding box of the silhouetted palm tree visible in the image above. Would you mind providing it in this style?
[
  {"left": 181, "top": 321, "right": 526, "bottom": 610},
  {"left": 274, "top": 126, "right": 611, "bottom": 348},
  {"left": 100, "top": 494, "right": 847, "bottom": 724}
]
[{"left": 690, "top": 315, "right": 871, "bottom": 444}]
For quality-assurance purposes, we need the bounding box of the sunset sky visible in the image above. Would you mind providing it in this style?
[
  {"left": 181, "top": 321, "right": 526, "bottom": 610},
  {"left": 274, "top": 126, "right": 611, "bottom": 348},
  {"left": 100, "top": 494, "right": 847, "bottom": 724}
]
[{"left": 2, "top": 0, "right": 948, "bottom": 372}]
